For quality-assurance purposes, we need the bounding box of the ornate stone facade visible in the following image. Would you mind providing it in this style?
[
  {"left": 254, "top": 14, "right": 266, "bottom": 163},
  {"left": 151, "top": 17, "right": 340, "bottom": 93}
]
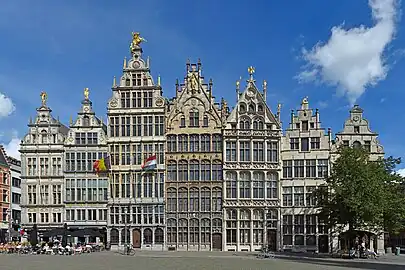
[
  {"left": 0, "top": 146, "right": 10, "bottom": 242},
  {"left": 280, "top": 98, "right": 332, "bottom": 252},
  {"left": 165, "top": 61, "right": 226, "bottom": 251},
  {"left": 106, "top": 35, "right": 166, "bottom": 250},
  {"left": 64, "top": 90, "right": 108, "bottom": 242},
  {"left": 20, "top": 95, "right": 68, "bottom": 233},
  {"left": 222, "top": 68, "right": 282, "bottom": 252},
  {"left": 330, "top": 105, "right": 385, "bottom": 254}
]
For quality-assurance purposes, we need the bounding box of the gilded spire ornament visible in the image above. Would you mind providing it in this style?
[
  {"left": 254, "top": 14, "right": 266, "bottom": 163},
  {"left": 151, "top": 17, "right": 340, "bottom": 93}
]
[
  {"left": 130, "top": 32, "right": 146, "bottom": 53},
  {"left": 40, "top": 91, "right": 47, "bottom": 106},
  {"left": 84, "top": 88, "right": 89, "bottom": 100}
]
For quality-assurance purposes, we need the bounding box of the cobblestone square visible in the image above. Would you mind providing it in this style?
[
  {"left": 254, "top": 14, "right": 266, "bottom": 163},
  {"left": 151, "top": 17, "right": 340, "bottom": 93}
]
[{"left": 1, "top": 252, "right": 405, "bottom": 270}]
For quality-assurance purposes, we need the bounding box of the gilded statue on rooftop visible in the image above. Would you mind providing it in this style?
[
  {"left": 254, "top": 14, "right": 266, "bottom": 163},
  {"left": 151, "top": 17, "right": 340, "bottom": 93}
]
[
  {"left": 130, "top": 32, "right": 146, "bottom": 53},
  {"left": 40, "top": 91, "right": 47, "bottom": 106},
  {"left": 84, "top": 87, "right": 89, "bottom": 100}
]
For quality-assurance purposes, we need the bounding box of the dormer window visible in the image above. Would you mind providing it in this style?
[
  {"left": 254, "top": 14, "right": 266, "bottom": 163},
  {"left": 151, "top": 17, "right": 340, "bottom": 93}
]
[
  {"left": 203, "top": 115, "right": 209, "bottom": 127},
  {"left": 354, "top": 126, "right": 360, "bottom": 133},
  {"left": 180, "top": 116, "right": 186, "bottom": 128},
  {"left": 83, "top": 116, "right": 90, "bottom": 127}
]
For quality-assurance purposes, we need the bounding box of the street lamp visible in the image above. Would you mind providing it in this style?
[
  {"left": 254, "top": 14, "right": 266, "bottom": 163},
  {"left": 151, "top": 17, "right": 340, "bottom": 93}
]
[
  {"left": 124, "top": 207, "right": 128, "bottom": 254},
  {"left": 7, "top": 208, "right": 12, "bottom": 243}
]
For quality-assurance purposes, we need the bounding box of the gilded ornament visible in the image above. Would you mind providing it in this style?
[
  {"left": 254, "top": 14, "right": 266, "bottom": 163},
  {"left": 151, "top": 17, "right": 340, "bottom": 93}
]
[
  {"left": 40, "top": 91, "right": 47, "bottom": 106},
  {"left": 84, "top": 87, "right": 89, "bottom": 100}
]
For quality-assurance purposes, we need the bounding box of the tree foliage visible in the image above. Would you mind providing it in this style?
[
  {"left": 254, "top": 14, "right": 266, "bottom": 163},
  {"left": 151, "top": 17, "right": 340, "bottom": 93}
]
[{"left": 314, "top": 146, "right": 405, "bottom": 235}]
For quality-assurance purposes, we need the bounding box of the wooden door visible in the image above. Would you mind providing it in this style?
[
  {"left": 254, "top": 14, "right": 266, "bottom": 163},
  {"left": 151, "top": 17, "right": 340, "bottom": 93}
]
[
  {"left": 212, "top": 233, "right": 222, "bottom": 250},
  {"left": 132, "top": 229, "right": 141, "bottom": 248},
  {"left": 267, "top": 229, "right": 277, "bottom": 251},
  {"left": 318, "top": 235, "right": 329, "bottom": 253}
]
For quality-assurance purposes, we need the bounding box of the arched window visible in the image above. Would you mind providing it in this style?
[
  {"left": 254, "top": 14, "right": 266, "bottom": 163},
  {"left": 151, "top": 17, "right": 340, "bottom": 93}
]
[
  {"left": 257, "top": 104, "right": 264, "bottom": 113},
  {"left": 189, "top": 110, "right": 199, "bottom": 127},
  {"left": 248, "top": 103, "right": 255, "bottom": 113},
  {"left": 190, "top": 219, "right": 199, "bottom": 244},
  {"left": 155, "top": 228, "right": 164, "bottom": 244},
  {"left": 178, "top": 188, "right": 188, "bottom": 212},
  {"left": 226, "top": 210, "right": 237, "bottom": 244},
  {"left": 212, "top": 187, "right": 222, "bottom": 212},
  {"left": 167, "top": 161, "right": 177, "bottom": 181},
  {"left": 239, "top": 172, "right": 251, "bottom": 199},
  {"left": 190, "top": 187, "right": 199, "bottom": 211},
  {"left": 240, "top": 119, "right": 250, "bottom": 130},
  {"left": 110, "top": 228, "right": 119, "bottom": 245},
  {"left": 253, "top": 118, "right": 264, "bottom": 130},
  {"left": 239, "top": 209, "right": 251, "bottom": 244},
  {"left": 353, "top": 141, "right": 362, "bottom": 149},
  {"left": 83, "top": 116, "right": 90, "bottom": 127},
  {"left": 167, "top": 219, "right": 177, "bottom": 244},
  {"left": 201, "top": 219, "right": 211, "bottom": 244},
  {"left": 201, "top": 134, "right": 211, "bottom": 152},
  {"left": 203, "top": 115, "right": 209, "bottom": 127},
  {"left": 178, "top": 219, "right": 188, "bottom": 244},
  {"left": 201, "top": 187, "right": 211, "bottom": 212},
  {"left": 253, "top": 172, "right": 265, "bottom": 199},
  {"left": 144, "top": 228, "right": 152, "bottom": 244},
  {"left": 178, "top": 160, "right": 188, "bottom": 181},
  {"left": 225, "top": 171, "right": 237, "bottom": 199},
  {"left": 239, "top": 103, "right": 247, "bottom": 113},
  {"left": 167, "top": 188, "right": 177, "bottom": 212},
  {"left": 201, "top": 160, "right": 211, "bottom": 181}
]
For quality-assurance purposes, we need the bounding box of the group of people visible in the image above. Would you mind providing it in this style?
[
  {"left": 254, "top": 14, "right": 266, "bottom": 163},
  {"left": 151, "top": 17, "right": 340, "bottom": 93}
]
[{"left": 0, "top": 240, "right": 104, "bottom": 255}]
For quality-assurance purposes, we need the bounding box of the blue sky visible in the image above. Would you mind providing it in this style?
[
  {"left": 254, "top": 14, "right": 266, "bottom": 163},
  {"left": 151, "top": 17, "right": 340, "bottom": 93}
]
[{"left": 0, "top": 0, "right": 404, "bottom": 168}]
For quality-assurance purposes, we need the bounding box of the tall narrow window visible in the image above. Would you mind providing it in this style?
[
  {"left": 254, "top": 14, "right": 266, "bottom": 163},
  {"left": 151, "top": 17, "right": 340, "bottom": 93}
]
[{"left": 189, "top": 111, "right": 199, "bottom": 127}]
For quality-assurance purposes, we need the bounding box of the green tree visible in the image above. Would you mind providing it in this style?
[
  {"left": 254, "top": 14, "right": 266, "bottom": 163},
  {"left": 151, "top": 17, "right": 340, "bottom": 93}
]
[{"left": 314, "top": 146, "right": 405, "bottom": 243}]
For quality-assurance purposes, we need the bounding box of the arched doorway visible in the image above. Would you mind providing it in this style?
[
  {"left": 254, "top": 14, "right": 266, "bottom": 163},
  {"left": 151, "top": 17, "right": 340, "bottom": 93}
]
[
  {"left": 132, "top": 229, "right": 141, "bottom": 248},
  {"left": 212, "top": 233, "right": 222, "bottom": 250}
]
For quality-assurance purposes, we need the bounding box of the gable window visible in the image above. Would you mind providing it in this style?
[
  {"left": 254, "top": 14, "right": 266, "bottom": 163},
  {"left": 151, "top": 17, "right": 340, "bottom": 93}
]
[
  {"left": 310, "top": 137, "right": 320, "bottom": 149},
  {"left": 257, "top": 104, "right": 264, "bottom": 113},
  {"left": 248, "top": 104, "right": 255, "bottom": 113},
  {"left": 189, "top": 111, "right": 199, "bottom": 127},
  {"left": 240, "top": 119, "right": 250, "bottom": 130},
  {"left": 203, "top": 115, "right": 209, "bottom": 127},
  {"left": 354, "top": 126, "right": 360, "bottom": 133},
  {"left": 302, "top": 121, "right": 309, "bottom": 131},
  {"left": 301, "top": 138, "right": 309, "bottom": 151},
  {"left": 290, "top": 138, "right": 299, "bottom": 150},
  {"left": 83, "top": 116, "right": 90, "bottom": 126},
  {"left": 239, "top": 103, "right": 246, "bottom": 113},
  {"left": 180, "top": 116, "right": 186, "bottom": 128}
]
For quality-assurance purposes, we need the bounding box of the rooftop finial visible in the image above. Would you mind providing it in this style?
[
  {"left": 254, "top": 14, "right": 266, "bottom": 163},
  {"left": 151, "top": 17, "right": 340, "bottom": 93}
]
[
  {"left": 84, "top": 87, "right": 89, "bottom": 100},
  {"left": 123, "top": 57, "right": 127, "bottom": 68},
  {"left": 40, "top": 91, "right": 47, "bottom": 106},
  {"left": 248, "top": 66, "right": 255, "bottom": 79},
  {"left": 113, "top": 76, "right": 116, "bottom": 87},
  {"left": 157, "top": 75, "right": 161, "bottom": 86}
]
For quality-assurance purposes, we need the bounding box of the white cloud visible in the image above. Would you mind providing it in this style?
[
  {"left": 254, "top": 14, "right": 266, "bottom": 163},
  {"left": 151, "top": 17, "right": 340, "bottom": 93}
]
[
  {"left": 396, "top": 168, "right": 405, "bottom": 177},
  {"left": 297, "top": 0, "right": 399, "bottom": 104},
  {"left": 0, "top": 92, "right": 15, "bottom": 118},
  {"left": 2, "top": 130, "right": 21, "bottom": 160}
]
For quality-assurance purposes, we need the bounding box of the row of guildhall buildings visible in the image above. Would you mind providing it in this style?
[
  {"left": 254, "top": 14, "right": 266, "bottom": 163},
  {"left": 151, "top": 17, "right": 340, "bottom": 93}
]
[{"left": 19, "top": 34, "right": 386, "bottom": 253}]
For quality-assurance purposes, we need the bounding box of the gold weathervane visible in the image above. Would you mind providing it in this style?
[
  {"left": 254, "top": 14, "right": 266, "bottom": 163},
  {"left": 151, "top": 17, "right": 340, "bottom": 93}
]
[
  {"left": 40, "top": 91, "right": 47, "bottom": 106},
  {"left": 84, "top": 87, "right": 90, "bottom": 100}
]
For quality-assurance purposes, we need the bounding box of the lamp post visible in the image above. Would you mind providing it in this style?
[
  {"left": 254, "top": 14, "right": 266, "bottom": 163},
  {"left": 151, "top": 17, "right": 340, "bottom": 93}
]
[
  {"left": 124, "top": 207, "right": 128, "bottom": 254},
  {"left": 7, "top": 208, "right": 12, "bottom": 243}
]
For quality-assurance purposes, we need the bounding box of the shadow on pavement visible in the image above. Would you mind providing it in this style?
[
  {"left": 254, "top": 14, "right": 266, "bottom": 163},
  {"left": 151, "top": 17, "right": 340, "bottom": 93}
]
[{"left": 277, "top": 256, "right": 405, "bottom": 270}]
